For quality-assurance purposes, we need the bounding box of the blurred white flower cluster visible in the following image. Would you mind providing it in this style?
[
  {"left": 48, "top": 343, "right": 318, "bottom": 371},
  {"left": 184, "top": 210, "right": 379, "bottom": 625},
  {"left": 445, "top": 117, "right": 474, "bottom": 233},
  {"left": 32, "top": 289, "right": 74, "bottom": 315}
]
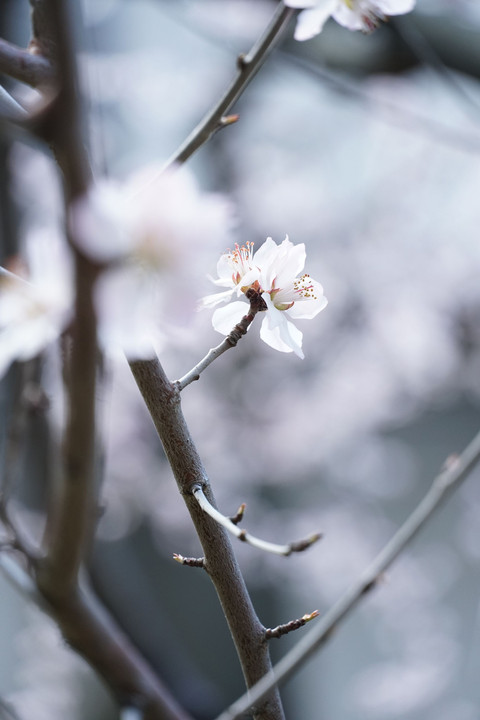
[
  {"left": 0, "top": 164, "right": 232, "bottom": 375},
  {"left": 0, "top": 231, "right": 72, "bottom": 378},
  {"left": 202, "top": 236, "right": 327, "bottom": 358},
  {"left": 285, "top": 0, "right": 416, "bottom": 39}
]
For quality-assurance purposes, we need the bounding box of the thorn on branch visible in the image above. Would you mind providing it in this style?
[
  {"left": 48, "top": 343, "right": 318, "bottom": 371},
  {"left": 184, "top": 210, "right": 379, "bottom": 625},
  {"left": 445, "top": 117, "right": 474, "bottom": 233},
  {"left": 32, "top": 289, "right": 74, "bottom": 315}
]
[
  {"left": 265, "top": 610, "right": 320, "bottom": 640},
  {"left": 173, "top": 553, "right": 205, "bottom": 569},
  {"left": 229, "top": 503, "right": 246, "bottom": 526}
]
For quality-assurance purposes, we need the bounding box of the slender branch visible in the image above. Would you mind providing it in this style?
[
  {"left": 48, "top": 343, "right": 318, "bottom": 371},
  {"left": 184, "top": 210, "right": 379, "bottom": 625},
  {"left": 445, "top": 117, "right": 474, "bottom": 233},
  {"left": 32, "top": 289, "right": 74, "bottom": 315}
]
[
  {"left": 166, "top": 4, "right": 295, "bottom": 167},
  {"left": 192, "top": 484, "right": 321, "bottom": 557},
  {"left": 0, "top": 85, "right": 27, "bottom": 122},
  {"left": 392, "top": 17, "right": 480, "bottom": 122},
  {"left": 129, "top": 357, "right": 285, "bottom": 720},
  {"left": 282, "top": 50, "right": 480, "bottom": 156},
  {"left": 0, "top": 506, "right": 39, "bottom": 564},
  {"left": 265, "top": 611, "right": 319, "bottom": 640},
  {"left": 1, "top": 361, "right": 33, "bottom": 501},
  {"left": 176, "top": 290, "right": 266, "bottom": 390},
  {"left": 214, "top": 430, "right": 480, "bottom": 720},
  {"left": 0, "top": 361, "right": 43, "bottom": 562},
  {"left": 0, "top": 697, "right": 21, "bottom": 720},
  {"left": 0, "top": 552, "right": 48, "bottom": 611},
  {"left": 0, "top": 38, "right": 54, "bottom": 87},
  {"left": 173, "top": 553, "right": 205, "bottom": 569}
]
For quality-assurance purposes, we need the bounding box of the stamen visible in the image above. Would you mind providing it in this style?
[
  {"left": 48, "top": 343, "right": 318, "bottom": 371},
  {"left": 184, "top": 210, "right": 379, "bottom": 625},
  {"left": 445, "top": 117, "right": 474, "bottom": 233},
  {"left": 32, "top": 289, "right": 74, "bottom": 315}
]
[
  {"left": 293, "top": 274, "right": 318, "bottom": 300},
  {"left": 227, "top": 242, "right": 254, "bottom": 285}
]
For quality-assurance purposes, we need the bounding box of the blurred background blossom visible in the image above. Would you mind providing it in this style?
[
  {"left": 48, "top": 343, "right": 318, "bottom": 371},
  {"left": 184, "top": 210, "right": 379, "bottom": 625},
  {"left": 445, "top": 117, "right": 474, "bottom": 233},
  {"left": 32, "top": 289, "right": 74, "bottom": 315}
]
[{"left": 1, "top": 0, "right": 480, "bottom": 719}]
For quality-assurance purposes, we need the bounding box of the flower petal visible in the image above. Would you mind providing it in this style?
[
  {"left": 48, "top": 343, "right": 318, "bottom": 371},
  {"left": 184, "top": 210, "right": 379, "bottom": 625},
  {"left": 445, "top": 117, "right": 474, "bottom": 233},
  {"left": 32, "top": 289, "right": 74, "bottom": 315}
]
[
  {"left": 286, "top": 280, "right": 328, "bottom": 319},
  {"left": 70, "top": 181, "right": 131, "bottom": 263},
  {"left": 332, "top": 2, "right": 366, "bottom": 30},
  {"left": 212, "top": 301, "right": 249, "bottom": 335},
  {"left": 257, "top": 237, "right": 306, "bottom": 292},
  {"left": 284, "top": 0, "right": 317, "bottom": 7},
  {"left": 377, "top": 0, "right": 416, "bottom": 14},
  {"left": 294, "top": 2, "right": 338, "bottom": 40},
  {"left": 260, "top": 314, "right": 304, "bottom": 358},
  {"left": 199, "top": 288, "right": 235, "bottom": 309}
]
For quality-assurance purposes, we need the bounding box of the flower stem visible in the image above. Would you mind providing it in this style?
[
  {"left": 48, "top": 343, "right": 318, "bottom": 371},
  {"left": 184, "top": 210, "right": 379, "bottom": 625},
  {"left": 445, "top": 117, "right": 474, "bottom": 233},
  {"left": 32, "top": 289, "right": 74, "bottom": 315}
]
[{"left": 177, "top": 292, "right": 266, "bottom": 390}]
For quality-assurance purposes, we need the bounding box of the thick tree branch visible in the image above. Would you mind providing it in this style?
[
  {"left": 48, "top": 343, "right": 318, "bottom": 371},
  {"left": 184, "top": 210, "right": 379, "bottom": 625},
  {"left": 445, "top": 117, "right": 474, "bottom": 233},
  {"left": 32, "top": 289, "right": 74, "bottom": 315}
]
[
  {"left": 31, "top": 0, "right": 96, "bottom": 597},
  {"left": 166, "top": 4, "right": 295, "bottom": 167},
  {"left": 41, "top": 578, "right": 193, "bottom": 720},
  {"left": 129, "top": 357, "right": 285, "bottom": 720},
  {"left": 215, "top": 431, "right": 480, "bottom": 720},
  {"left": 0, "top": 85, "right": 27, "bottom": 122}
]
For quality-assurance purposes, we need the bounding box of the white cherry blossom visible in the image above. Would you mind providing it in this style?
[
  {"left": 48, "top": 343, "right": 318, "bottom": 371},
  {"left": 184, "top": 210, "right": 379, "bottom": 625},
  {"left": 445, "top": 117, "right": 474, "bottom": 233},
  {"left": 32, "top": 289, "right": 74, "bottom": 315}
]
[
  {"left": 284, "top": 0, "right": 416, "bottom": 40},
  {"left": 70, "top": 163, "right": 232, "bottom": 267},
  {"left": 199, "top": 241, "right": 261, "bottom": 310},
  {"left": 69, "top": 163, "right": 233, "bottom": 358},
  {"left": 203, "top": 236, "right": 327, "bottom": 359},
  {"left": 0, "top": 230, "right": 72, "bottom": 378}
]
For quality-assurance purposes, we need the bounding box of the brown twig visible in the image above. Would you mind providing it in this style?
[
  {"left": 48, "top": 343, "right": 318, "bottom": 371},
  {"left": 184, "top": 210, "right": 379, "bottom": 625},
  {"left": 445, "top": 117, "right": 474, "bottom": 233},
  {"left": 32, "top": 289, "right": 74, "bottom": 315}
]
[
  {"left": 166, "top": 4, "right": 295, "bottom": 167},
  {"left": 192, "top": 484, "right": 322, "bottom": 557},
  {"left": 0, "top": 37, "right": 54, "bottom": 87},
  {"left": 173, "top": 553, "right": 205, "bottom": 569},
  {"left": 176, "top": 290, "right": 267, "bottom": 390},
  {"left": 265, "top": 611, "right": 319, "bottom": 640}
]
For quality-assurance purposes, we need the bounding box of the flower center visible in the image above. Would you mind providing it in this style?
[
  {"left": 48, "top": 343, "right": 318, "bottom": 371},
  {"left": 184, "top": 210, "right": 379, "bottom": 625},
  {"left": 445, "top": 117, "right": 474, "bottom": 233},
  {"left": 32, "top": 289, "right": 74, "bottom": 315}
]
[
  {"left": 342, "top": 0, "right": 384, "bottom": 31},
  {"left": 227, "top": 242, "right": 254, "bottom": 285},
  {"left": 293, "top": 273, "right": 318, "bottom": 300}
]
